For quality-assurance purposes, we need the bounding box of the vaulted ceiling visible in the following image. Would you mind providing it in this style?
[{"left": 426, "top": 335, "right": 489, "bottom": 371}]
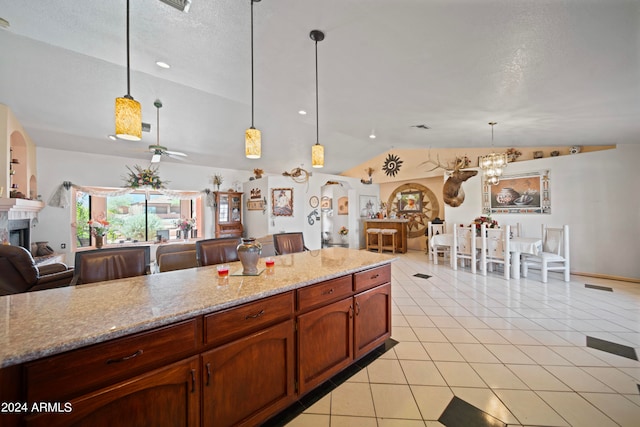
[{"left": 1, "top": 0, "right": 638, "bottom": 175}]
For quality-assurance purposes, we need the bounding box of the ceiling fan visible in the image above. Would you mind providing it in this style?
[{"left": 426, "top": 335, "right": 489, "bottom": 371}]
[{"left": 149, "top": 100, "right": 187, "bottom": 163}]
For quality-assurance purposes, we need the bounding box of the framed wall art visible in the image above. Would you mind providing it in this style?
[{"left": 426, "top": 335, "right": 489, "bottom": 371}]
[
  {"left": 398, "top": 190, "right": 422, "bottom": 213},
  {"left": 483, "top": 170, "right": 550, "bottom": 214},
  {"left": 320, "top": 196, "right": 332, "bottom": 210},
  {"left": 247, "top": 200, "right": 264, "bottom": 211},
  {"left": 272, "top": 188, "right": 293, "bottom": 216},
  {"left": 337, "top": 196, "right": 349, "bottom": 215},
  {"left": 359, "top": 195, "right": 378, "bottom": 218}
]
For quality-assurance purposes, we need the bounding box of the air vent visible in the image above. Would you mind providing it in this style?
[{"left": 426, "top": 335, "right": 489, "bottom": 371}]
[
  {"left": 142, "top": 122, "right": 151, "bottom": 132},
  {"left": 411, "top": 124, "right": 431, "bottom": 130},
  {"left": 158, "top": 0, "right": 192, "bottom": 12}
]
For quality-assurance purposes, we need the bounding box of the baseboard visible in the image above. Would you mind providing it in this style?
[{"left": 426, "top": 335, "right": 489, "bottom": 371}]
[{"left": 572, "top": 271, "right": 640, "bottom": 284}]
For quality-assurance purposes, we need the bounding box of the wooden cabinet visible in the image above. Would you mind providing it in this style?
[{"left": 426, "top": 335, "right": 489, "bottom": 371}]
[
  {"left": 214, "top": 191, "right": 243, "bottom": 238},
  {"left": 201, "top": 320, "right": 295, "bottom": 427},
  {"left": 3, "top": 263, "right": 392, "bottom": 427},
  {"left": 297, "top": 297, "right": 354, "bottom": 395},
  {"left": 24, "top": 356, "right": 200, "bottom": 427},
  {"left": 297, "top": 264, "right": 392, "bottom": 395},
  {"left": 25, "top": 319, "right": 200, "bottom": 402},
  {"left": 354, "top": 283, "right": 392, "bottom": 359}
]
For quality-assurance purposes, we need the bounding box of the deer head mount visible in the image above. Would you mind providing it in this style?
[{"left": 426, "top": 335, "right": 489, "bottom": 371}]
[{"left": 418, "top": 153, "right": 478, "bottom": 207}]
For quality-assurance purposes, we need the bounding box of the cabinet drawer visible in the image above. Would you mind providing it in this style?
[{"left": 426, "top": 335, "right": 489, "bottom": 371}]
[
  {"left": 205, "top": 291, "right": 293, "bottom": 346},
  {"left": 353, "top": 264, "right": 391, "bottom": 291},
  {"left": 297, "top": 275, "right": 353, "bottom": 312},
  {"left": 25, "top": 318, "right": 200, "bottom": 402}
]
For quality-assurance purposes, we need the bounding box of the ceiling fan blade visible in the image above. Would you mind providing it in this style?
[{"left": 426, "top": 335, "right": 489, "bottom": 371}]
[
  {"left": 167, "top": 153, "right": 188, "bottom": 161},
  {"left": 165, "top": 150, "right": 187, "bottom": 157}
]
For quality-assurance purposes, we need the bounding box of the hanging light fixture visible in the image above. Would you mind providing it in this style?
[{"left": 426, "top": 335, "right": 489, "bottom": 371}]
[
  {"left": 115, "top": 0, "right": 142, "bottom": 141},
  {"left": 310, "top": 30, "right": 325, "bottom": 168},
  {"left": 480, "top": 122, "right": 508, "bottom": 185},
  {"left": 245, "top": 0, "right": 261, "bottom": 159}
]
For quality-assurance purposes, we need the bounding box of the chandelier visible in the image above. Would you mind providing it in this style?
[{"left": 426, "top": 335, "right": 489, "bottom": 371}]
[{"left": 480, "top": 122, "right": 507, "bottom": 185}]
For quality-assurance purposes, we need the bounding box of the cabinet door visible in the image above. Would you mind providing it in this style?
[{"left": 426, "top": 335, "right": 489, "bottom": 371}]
[
  {"left": 297, "top": 297, "right": 354, "bottom": 395},
  {"left": 202, "top": 320, "right": 295, "bottom": 427},
  {"left": 24, "top": 357, "right": 200, "bottom": 427},
  {"left": 354, "top": 283, "right": 392, "bottom": 359},
  {"left": 217, "top": 193, "right": 230, "bottom": 223}
]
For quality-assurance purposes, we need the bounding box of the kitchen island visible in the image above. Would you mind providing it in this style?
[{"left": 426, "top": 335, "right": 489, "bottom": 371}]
[{"left": 0, "top": 248, "right": 394, "bottom": 427}]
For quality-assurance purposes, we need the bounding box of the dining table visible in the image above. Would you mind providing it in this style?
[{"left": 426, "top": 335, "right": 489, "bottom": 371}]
[{"left": 429, "top": 233, "right": 542, "bottom": 278}]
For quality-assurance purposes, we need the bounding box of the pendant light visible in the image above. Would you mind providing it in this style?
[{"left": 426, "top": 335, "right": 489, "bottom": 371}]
[
  {"left": 480, "top": 122, "right": 508, "bottom": 185},
  {"left": 245, "top": 0, "right": 261, "bottom": 159},
  {"left": 115, "top": 0, "right": 142, "bottom": 141},
  {"left": 310, "top": 30, "right": 325, "bottom": 168}
]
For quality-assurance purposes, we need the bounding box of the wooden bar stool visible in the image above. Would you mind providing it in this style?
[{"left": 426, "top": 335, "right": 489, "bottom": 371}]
[
  {"left": 380, "top": 229, "right": 398, "bottom": 253},
  {"left": 366, "top": 228, "right": 382, "bottom": 252}
]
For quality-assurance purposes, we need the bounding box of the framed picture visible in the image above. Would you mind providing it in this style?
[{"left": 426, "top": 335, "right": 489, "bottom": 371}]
[
  {"left": 272, "top": 188, "right": 293, "bottom": 216},
  {"left": 337, "top": 196, "right": 349, "bottom": 215},
  {"left": 309, "top": 196, "right": 319, "bottom": 208},
  {"left": 320, "top": 196, "right": 332, "bottom": 210},
  {"left": 249, "top": 188, "right": 262, "bottom": 199},
  {"left": 359, "top": 195, "right": 378, "bottom": 218},
  {"left": 398, "top": 191, "right": 422, "bottom": 213},
  {"left": 483, "top": 170, "right": 551, "bottom": 214},
  {"left": 247, "top": 200, "right": 264, "bottom": 210}
]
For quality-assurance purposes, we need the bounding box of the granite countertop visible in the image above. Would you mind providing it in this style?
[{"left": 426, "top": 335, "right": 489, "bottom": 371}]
[{"left": 0, "top": 248, "right": 394, "bottom": 368}]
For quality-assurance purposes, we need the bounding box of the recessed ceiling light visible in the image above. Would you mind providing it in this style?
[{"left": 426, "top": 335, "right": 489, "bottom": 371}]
[
  {"left": 369, "top": 133, "right": 376, "bottom": 139},
  {"left": 155, "top": 61, "right": 171, "bottom": 69},
  {"left": 107, "top": 134, "right": 117, "bottom": 140},
  {"left": 298, "top": 110, "right": 307, "bottom": 115}
]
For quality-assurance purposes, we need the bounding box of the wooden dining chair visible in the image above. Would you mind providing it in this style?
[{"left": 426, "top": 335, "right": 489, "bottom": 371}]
[
  {"left": 452, "top": 224, "right": 478, "bottom": 273},
  {"left": 522, "top": 225, "right": 570, "bottom": 282},
  {"left": 427, "top": 221, "right": 448, "bottom": 264},
  {"left": 480, "top": 224, "right": 510, "bottom": 280}
]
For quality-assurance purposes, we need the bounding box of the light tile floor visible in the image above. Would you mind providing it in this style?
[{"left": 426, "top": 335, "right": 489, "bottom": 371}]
[{"left": 285, "top": 251, "right": 640, "bottom": 427}]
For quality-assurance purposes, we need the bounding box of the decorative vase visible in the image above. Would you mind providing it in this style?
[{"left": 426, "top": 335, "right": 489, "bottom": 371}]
[
  {"left": 95, "top": 235, "right": 104, "bottom": 249},
  {"left": 237, "top": 237, "right": 262, "bottom": 275},
  {"left": 495, "top": 187, "right": 520, "bottom": 205}
]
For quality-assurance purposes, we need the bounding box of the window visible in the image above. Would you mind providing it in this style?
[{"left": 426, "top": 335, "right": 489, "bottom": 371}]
[{"left": 75, "top": 189, "right": 201, "bottom": 248}]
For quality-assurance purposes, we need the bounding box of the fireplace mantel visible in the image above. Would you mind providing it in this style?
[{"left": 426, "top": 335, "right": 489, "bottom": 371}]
[{"left": 0, "top": 198, "right": 45, "bottom": 220}]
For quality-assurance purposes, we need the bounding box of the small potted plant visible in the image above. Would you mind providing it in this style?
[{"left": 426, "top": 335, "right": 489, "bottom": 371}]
[
  {"left": 213, "top": 174, "right": 224, "bottom": 190},
  {"left": 88, "top": 218, "right": 109, "bottom": 248}
]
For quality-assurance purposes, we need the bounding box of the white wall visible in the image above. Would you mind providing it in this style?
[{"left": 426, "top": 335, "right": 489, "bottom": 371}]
[
  {"left": 242, "top": 173, "right": 379, "bottom": 250},
  {"left": 444, "top": 144, "right": 640, "bottom": 280},
  {"left": 34, "top": 147, "right": 252, "bottom": 259}
]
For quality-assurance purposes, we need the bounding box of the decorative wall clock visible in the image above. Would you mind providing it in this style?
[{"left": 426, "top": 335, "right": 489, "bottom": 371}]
[{"left": 382, "top": 153, "right": 403, "bottom": 177}]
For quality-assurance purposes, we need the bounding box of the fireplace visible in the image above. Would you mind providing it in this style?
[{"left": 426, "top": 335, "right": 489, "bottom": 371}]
[
  {"left": 8, "top": 219, "right": 31, "bottom": 250},
  {"left": 1, "top": 198, "right": 44, "bottom": 249}
]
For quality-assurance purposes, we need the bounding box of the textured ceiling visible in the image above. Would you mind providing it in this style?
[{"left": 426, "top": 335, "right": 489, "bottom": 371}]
[{"left": 0, "top": 0, "right": 638, "bottom": 175}]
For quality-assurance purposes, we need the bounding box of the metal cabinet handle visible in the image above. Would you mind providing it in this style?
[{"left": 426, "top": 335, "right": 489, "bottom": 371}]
[
  {"left": 191, "top": 369, "right": 196, "bottom": 393},
  {"left": 206, "top": 363, "right": 211, "bottom": 386},
  {"left": 106, "top": 349, "right": 143, "bottom": 364},
  {"left": 355, "top": 301, "right": 361, "bottom": 315},
  {"left": 322, "top": 288, "right": 334, "bottom": 295},
  {"left": 371, "top": 273, "right": 380, "bottom": 279},
  {"left": 245, "top": 309, "right": 265, "bottom": 320},
  {"left": 349, "top": 305, "right": 354, "bottom": 319}
]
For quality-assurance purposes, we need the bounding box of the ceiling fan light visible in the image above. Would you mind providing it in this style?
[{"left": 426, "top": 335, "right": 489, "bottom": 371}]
[
  {"left": 245, "top": 127, "right": 261, "bottom": 159},
  {"left": 115, "top": 96, "right": 142, "bottom": 140},
  {"left": 151, "top": 151, "right": 162, "bottom": 163},
  {"left": 312, "top": 143, "right": 324, "bottom": 168}
]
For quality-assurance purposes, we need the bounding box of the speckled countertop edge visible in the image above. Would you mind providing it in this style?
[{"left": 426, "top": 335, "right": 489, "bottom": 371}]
[{"left": 0, "top": 248, "right": 395, "bottom": 368}]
